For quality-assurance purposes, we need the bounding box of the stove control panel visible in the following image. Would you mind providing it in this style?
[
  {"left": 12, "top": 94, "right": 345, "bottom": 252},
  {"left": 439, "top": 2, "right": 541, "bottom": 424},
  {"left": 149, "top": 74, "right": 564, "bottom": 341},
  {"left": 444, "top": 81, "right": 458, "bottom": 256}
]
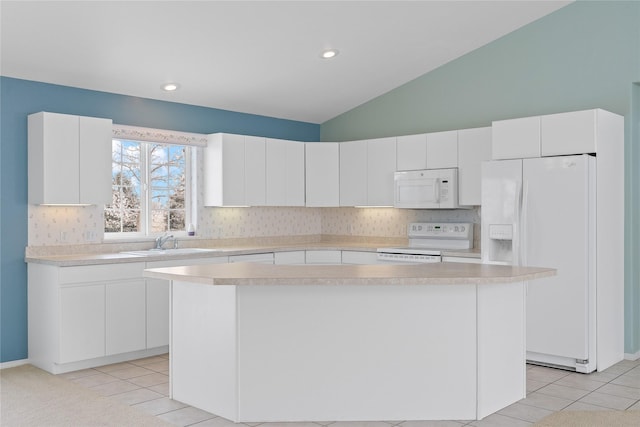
[{"left": 408, "top": 222, "right": 473, "bottom": 239}]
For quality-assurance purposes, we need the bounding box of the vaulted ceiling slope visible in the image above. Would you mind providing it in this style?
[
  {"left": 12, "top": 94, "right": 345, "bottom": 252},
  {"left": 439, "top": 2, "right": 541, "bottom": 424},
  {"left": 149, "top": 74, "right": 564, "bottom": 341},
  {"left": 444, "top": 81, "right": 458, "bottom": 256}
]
[{"left": 0, "top": 1, "right": 572, "bottom": 124}]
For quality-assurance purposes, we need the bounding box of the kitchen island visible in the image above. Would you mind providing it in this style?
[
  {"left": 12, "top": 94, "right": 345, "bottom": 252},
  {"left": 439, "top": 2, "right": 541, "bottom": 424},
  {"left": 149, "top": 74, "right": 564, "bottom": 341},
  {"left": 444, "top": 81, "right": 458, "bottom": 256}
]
[{"left": 144, "top": 262, "right": 555, "bottom": 422}]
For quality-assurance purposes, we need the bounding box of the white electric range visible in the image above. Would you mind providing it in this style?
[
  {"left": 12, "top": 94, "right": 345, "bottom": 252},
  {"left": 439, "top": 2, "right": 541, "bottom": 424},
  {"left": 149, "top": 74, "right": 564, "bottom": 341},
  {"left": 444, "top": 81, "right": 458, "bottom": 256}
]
[{"left": 377, "top": 222, "right": 474, "bottom": 263}]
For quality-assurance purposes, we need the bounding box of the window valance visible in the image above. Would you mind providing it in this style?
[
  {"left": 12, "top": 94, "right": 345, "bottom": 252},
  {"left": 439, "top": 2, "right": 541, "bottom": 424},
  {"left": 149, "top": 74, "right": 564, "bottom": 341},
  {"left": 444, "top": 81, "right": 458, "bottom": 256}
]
[{"left": 112, "top": 124, "right": 208, "bottom": 147}]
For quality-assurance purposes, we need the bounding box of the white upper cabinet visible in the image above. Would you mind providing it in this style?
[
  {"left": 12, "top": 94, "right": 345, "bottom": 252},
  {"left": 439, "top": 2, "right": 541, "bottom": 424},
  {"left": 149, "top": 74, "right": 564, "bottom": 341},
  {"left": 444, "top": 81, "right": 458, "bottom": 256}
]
[
  {"left": 541, "top": 109, "right": 599, "bottom": 156},
  {"left": 244, "top": 136, "right": 266, "bottom": 206},
  {"left": 339, "top": 140, "right": 368, "bottom": 206},
  {"left": 367, "top": 137, "right": 397, "bottom": 206},
  {"left": 265, "top": 138, "right": 305, "bottom": 206},
  {"left": 284, "top": 141, "right": 305, "bottom": 206},
  {"left": 492, "top": 116, "right": 541, "bottom": 160},
  {"left": 493, "top": 109, "right": 612, "bottom": 159},
  {"left": 204, "top": 133, "right": 246, "bottom": 206},
  {"left": 339, "top": 137, "right": 396, "bottom": 207},
  {"left": 28, "top": 112, "right": 112, "bottom": 205},
  {"left": 426, "top": 130, "right": 458, "bottom": 169},
  {"left": 305, "top": 142, "right": 340, "bottom": 206},
  {"left": 457, "top": 127, "right": 492, "bottom": 206},
  {"left": 206, "top": 134, "right": 305, "bottom": 207},
  {"left": 396, "top": 134, "right": 427, "bottom": 171}
]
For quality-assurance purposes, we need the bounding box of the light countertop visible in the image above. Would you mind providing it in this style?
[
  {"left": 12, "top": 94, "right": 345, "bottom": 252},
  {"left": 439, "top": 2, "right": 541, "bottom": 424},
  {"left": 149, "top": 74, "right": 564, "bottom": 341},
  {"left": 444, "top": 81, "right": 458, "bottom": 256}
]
[
  {"left": 144, "top": 262, "right": 555, "bottom": 286},
  {"left": 25, "top": 243, "right": 482, "bottom": 266}
]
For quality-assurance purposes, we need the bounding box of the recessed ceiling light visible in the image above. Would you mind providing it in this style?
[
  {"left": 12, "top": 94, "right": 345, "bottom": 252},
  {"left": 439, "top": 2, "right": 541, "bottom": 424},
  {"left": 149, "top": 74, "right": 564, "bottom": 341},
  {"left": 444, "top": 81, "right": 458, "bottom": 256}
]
[
  {"left": 162, "top": 83, "right": 179, "bottom": 91},
  {"left": 320, "top": 49, "right": 339, "bottom": 59}
]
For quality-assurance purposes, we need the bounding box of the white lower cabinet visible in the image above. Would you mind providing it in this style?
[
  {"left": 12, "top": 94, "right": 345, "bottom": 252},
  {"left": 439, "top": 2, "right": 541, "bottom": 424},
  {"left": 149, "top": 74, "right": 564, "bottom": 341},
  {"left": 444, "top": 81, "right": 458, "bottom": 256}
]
[
  {"left": 59, "top": 284, "right": 105, "bottom": 363},
  {"left": 29, "top": 262, "right": 149, "bottom": 373},
  {"left": 146, "top": 278, "right": 170, "bottom": 349},
  {"left": 59, "top": 280, "right": 148, "bottom": 362},
  {"left": 29, "top": 257, "right": 229, "bottom": 374},
  {"left": 106, "top": 280, "right": 146, "bottom": 355}
]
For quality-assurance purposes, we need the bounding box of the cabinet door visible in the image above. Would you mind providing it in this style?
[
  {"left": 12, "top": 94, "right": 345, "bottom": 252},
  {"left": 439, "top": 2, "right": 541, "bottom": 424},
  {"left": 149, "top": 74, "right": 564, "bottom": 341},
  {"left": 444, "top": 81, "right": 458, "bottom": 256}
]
[
  {"left": 245, "top": 136, "right": 266, "bottom": 206},
  {"left": 396, "top": 134, "right": 427, "bottom": 171},
  {"left": 458, "top": 127, "right": 492, "bottom": 206},
  {"left": 146, "top": 278, "right": 170, "bottom": 348},
  {"left": 541, "top": 110, "right": 597, "bottom": 156},
  {"left": 59, "top": 284, "right": 105, "bottom": 363},
  {"left": 367, "top": 137, "right": 397, "bottom": 206},
  {"left": 266, "top": 139, "right": 305, "bottom": 206},
  {"left": 492, "top": 116, "right": 541, "bottom": 160},
  {"left": 286, "top": 141, "right": 305, "bottom": 206},
  {"left": 204, "top": 133, "right": 245, "bottom": 206},
  {"left": 340, "top": 140, "right": 367, "bottom": 206},
  {"left": 106, "top": 280, "right": 146, "bottom": 355},
  {"left": 426, "top": 131, "right": 458, "bottom": 169},
  {"left": 305, "top": 143, "right": 339, "bottom": 207},
  {"left": 79, "top": 116, "right": 113, "bottom": 205},
  {"left": 266, "top": 138, "right": 288, "bottom": 206},
  {"left": 29, "top": 112, "right": 80, "bottom": 204}
]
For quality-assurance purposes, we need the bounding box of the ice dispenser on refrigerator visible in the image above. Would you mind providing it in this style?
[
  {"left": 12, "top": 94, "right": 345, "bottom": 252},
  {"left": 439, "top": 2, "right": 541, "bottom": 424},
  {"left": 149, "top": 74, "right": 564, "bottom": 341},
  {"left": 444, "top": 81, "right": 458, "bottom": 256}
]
[{"left": 481, "top": 159, "right": 522, "bottom": 266}]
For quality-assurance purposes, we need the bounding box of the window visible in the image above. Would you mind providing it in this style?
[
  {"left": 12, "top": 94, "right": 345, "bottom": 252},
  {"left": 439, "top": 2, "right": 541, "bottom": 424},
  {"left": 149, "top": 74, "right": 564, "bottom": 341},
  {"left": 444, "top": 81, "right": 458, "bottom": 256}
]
[{"left": 105, "top": 139, "right": 191, "bottom": 236}]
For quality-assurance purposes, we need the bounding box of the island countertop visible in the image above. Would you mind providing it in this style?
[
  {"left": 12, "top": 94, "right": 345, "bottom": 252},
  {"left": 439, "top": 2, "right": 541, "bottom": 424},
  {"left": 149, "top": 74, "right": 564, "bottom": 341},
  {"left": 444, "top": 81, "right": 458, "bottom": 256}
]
[{"left": 144, "top": 261, "right": 555, "bottom": 286}]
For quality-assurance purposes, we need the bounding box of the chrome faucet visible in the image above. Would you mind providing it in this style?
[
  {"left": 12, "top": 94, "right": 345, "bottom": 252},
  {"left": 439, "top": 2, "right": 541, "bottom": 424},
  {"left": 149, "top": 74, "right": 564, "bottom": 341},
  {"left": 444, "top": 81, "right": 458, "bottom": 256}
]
[{"left": 155, "top": 233, "right": 174, "bottom": 250}]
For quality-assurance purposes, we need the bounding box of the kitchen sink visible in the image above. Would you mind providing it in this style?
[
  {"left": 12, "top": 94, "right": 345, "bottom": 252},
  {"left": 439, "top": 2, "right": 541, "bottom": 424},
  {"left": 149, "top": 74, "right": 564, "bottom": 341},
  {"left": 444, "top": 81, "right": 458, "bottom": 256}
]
[{"left": 121, "top": 248, "right": 223, "bottom": 256}]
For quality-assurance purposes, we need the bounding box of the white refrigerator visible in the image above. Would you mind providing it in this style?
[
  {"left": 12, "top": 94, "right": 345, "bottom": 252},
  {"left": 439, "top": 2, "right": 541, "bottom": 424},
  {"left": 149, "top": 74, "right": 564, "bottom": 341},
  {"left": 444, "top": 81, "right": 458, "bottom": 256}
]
[{"left": 482, "top": 155, "right": 602, "bottom": 372}]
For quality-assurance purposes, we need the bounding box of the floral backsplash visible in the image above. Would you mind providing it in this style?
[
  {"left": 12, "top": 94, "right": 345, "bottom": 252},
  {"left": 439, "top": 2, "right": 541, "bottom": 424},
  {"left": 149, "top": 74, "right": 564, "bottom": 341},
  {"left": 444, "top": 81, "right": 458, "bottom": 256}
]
[{"left": 28, "top": 204, "right": 480, "bottom": 247}]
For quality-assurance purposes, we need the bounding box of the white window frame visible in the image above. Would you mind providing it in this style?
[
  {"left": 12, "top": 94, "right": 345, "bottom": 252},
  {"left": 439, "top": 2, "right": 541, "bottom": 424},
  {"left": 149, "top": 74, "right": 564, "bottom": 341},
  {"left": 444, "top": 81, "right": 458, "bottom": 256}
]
[{"left": 105, "top": 125, "right": 206, "bottom": 240}]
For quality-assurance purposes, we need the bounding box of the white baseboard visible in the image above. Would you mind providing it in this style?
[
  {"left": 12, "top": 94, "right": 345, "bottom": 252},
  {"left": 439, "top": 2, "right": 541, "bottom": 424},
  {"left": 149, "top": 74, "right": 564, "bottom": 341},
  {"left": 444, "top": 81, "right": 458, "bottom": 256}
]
[
  {"left": 0, "top": 358, "right": 29, "bottom": 370},
  {"left": 624, "top": 351, "right": 640, "bottom": 361}
]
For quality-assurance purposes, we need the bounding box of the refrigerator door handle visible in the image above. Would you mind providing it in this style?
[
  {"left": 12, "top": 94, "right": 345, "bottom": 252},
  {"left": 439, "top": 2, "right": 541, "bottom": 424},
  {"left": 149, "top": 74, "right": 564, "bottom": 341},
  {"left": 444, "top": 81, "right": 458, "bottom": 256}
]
[
  {"left": 513, "top": 181, "right": 522, "bottom": 266},
  {"left": 521, "top": 180, "right": 529, "bottom": 267}
]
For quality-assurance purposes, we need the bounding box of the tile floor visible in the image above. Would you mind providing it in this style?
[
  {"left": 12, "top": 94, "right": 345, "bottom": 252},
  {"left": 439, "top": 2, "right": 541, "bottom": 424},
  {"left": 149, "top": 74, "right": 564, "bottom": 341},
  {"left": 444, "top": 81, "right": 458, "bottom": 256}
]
[{"left": 60, "top": 354, "right": 640, "bottom": 427}]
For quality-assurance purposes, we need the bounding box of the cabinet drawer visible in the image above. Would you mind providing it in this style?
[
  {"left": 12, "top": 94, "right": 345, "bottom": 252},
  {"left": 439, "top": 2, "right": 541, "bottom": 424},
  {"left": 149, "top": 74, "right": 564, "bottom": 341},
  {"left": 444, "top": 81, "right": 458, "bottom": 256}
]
[
  {"left": 341, "top": 251, "right": 378, "bottom": 265},
  {"left": 274, "top": 251, "right": 306, "bottom": 265},
  {"left": 229, "top": 253, "right": 274, "bottom": 264},
  {"left": 442, "top": 256, "right": 482, "bottom": 264},
  {"left": 305, "top": 250, "right": 342, "bottom": 264},
  {"left": 146, "top": 256, "right": 228, "bottom": 269},
  {"left": 59, "top": 262, "right": 145, "bottom": 284}
]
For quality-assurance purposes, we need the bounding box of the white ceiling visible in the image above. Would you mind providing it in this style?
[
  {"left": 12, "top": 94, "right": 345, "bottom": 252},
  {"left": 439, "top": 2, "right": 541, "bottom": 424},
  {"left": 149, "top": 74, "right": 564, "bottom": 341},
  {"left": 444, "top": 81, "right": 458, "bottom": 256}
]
[{"left": 0, "top": 1, "right": 572, "bottom": 124}]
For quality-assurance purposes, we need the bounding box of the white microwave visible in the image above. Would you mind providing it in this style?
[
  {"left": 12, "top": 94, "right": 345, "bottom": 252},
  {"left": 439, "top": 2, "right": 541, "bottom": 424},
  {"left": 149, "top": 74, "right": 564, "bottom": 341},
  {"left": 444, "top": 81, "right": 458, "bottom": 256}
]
[{"left": 394, "top": 168, "right": 459, "bottom": 209}]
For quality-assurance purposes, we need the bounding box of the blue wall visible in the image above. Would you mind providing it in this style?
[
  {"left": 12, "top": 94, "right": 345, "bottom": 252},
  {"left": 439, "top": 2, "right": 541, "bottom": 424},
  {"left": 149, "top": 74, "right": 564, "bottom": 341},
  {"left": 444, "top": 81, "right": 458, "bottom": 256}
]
[{"left": 0, "top": 77, "right": 319, "bottom": 363}]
